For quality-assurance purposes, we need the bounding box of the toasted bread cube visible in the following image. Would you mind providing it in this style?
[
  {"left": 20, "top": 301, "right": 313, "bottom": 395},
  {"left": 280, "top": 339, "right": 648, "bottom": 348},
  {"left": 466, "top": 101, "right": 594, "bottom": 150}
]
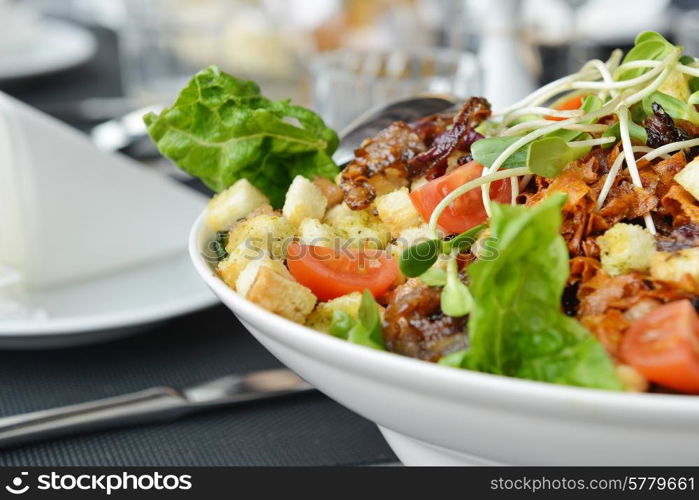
[
  {"left": 206, "top": 179, "right": 269, "bottom": 232},
  {"left": 324, "top": 203, "right": 390, "bottom": 249},
  {"left": 650, "top": 247, "right": 699, "bottom": 284},
  {"left": 389, "top": 224, "right": 433, "bottom": 261},
  {"left": 305, "top": 292, "right": 363, "bottom": 332},
  {"left": 235, "top": 253, "right": 291, "bottom": 297},
  {"left": 674, "top": 158, "right": 699, "bottom": 201},
  {"left": 216, "top": 242, "right": 266, "bottom": 289},
  {"left": 472, "top": 228, "right": 500, "bottom": 261},
  {"left": 247, "top": 266, "right": 317, "bottom": 323},
  {"left": 389, "top": 224, "right": 447, "bottom": 263},
  {"left": 282, "top": 175, "right": 328, "bottom": 226},
  {"left": 598, "top": 223, "right": 656, "bottom": 276},
  {"left": 615, "top": 365, "right": 649, "bottom": 393},
  {"left": 225, "top": 214, "right": 294, "bottom": 260},
  {"left": 375, "top": 187, "right": 423, "bottom": 236},
  {"left": 297, "top": 218, "right": 336, "bottom": 247},
  {"left": 367, "top": 170, "right": 409, "bottom": 197}
]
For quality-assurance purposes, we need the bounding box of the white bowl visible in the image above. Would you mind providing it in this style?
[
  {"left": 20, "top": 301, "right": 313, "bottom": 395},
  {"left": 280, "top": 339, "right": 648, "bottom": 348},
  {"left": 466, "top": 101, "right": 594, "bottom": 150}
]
[{"left": 190, "top": 212, "right": 699, "bottom": 465}]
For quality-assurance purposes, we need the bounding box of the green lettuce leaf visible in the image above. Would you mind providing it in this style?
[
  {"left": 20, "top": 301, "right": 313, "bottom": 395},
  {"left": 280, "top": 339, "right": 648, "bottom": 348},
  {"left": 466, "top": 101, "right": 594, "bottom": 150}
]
[
  {"left": 618, "top": 31, "right": 676, "bottom": 80},
  {"left": 440, "top": 194, "right": 622, "bottom": 390},
  {"left": 329, "top": 290, "right": 385, "bottom": 350},
  {"left": 144, "top": 66, "right": 339, "bottom": 207},
  {"left": 471, "top": 135, "right": 528, "bottom": 169}
]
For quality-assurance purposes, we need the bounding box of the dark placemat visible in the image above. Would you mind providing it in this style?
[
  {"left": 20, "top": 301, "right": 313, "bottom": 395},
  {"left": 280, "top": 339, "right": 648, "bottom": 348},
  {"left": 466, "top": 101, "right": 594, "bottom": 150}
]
[{"left": 0, "top": 306, "right": 397, "bottom": 466}]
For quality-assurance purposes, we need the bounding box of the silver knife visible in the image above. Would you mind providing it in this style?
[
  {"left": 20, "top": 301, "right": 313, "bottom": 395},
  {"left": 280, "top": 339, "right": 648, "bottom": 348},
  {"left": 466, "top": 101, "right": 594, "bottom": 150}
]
[{"left": 0, "top": 368, "right": 314, "bottom": 448}]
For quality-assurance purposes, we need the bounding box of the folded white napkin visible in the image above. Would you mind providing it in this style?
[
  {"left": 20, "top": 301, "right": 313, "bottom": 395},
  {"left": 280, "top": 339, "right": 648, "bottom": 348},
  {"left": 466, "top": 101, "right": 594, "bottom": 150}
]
[{"left": 0, "top": 91, "right": 206, "bottom": 291}]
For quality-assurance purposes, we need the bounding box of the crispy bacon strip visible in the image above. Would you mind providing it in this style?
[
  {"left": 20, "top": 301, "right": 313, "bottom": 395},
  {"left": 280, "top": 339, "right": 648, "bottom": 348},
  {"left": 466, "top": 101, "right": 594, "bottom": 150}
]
[
  {"left": 662, "top": 184, "right": 699, "bottom": 227},
  {"left": 406, "top": 97, "right": 491, "bottom": 179},
  {"left": 383, "top": 279, "right": 468, "bottom": 361},
  {"left": 340, "top": 121, "right": 426, "bottom": 210}
]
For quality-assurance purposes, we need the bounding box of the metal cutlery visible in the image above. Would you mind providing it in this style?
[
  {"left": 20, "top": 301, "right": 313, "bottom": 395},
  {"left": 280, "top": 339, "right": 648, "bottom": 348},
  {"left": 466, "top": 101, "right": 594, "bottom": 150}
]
[{"left": 0, "top": 368, "right": 314, "bottom": 448}]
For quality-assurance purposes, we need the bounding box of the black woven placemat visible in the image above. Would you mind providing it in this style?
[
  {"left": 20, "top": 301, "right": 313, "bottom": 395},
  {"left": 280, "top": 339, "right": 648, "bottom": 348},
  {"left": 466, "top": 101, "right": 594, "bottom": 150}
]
[{"left": 0, "top": 306, "right": 397, "bottom": 466}]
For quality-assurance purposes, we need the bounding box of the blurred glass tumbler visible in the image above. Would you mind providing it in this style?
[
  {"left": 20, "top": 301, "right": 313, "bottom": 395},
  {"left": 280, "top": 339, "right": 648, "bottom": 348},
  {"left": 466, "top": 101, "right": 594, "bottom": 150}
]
[
  {"left": 119, "top": 0, "right": 231, "bottom": 104},
  {"left": 309, "top": 48, "right": 481, "bottom": 131},
  {"left": 675, "top": 10, "right": 699, "bottom": 60}
]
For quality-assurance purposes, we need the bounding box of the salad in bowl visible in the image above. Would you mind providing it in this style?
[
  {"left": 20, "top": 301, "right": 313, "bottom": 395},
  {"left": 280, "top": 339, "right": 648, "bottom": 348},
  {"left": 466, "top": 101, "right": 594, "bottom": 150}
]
[{"left": 148, "top": 31, "right": 699, "bottom": 400}]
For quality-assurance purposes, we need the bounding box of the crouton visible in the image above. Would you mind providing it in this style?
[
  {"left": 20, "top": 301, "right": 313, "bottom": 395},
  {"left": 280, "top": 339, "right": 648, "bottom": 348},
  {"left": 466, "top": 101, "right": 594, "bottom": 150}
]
[
  {"left": 283, "top": 175, "right": 328, "bottom": 226},
  {"left": 297, "top": 218, "right": 336, "bottom": 247},
  {"left": 216, "top": 242, "right": 266, "bottom": 290},
  {"left": 235, "top": 253, "right": 291, "bottom": 297},
  {"left": 324, "top": 203, "right": 390, "bottom": 249},
  {"left": 206, "top": 179, "right": 269, "bottom": 232},
  {"left": 615, "top": 365, "right": 649, "bottom": 393},
  {"left": 650, "top": 247, "right": 699, "bottom": 285},
  {"left": 674, "top": 158, "right": 699, "bottom": 201},
  {"left": 473, "top": 228, "right": 499, "bottom": 261},
  {"left": 375, "top": 187, "right": 423, "bottom": 236},
  {"left": 367, "top": 169, "right": 409, "bottom": 197},
  {"left": 389, "top": 224, "right": 433, "bottom": 261},
  {"left": 598, "top": 223, "right": 656, "bottom": 276},
  {"left": 225, "top": 213, "right": 294, "bottom": 260},
  {"left": 247, "top": 266, "right": 317, "bottom": 323},
  {"left": 305, "top": 292, "right": 363, "bottom": 332}
]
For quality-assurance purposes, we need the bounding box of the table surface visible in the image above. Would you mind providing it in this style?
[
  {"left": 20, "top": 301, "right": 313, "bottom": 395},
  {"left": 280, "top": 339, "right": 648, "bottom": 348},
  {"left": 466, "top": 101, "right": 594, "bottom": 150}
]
[{"left": 0, "top": 24, "right": 397, "bottom": 466}]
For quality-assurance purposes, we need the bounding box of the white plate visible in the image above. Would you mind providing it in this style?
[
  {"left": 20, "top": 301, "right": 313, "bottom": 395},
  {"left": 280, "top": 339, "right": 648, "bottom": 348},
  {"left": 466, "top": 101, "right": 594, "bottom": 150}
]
[
  {"left": 0, "top": 251, "right": 217, "bottom": 349},
  {"left": 190, "top": 211, "right": 699, "bottom": 466},
  {"left": 0, "top": 19, "right": 97, "bottom": 81}
]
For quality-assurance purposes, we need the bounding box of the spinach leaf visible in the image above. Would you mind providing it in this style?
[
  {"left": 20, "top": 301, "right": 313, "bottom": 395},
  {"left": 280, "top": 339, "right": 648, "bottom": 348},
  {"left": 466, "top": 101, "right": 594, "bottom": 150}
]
[
  {"left": 527, "top": 137, "right": 574, "bottom": 177},
  {"left": 471, "top": 136, "right": 529, "bottom": 170},
  {"left": 472, "top": 95, "right": 602, "bottom": 177},
  {"left": 358, "top": 289, "right": 383, "bottom": 348},
  {"left": 442, "top": 224, "right": 486, "bottom": 254},
  {"left": 440, "top": 194, "right": 621, "bottom": 390},
  {"left": 144, "top": 66, "right": 339, "bottom": 208},
  {"left": 419, "top": 268, "right": 447, "bottom": 286},
  {"left": 329, "top": 310, "right": 355, "bottom": 339},
  {"left": 329, "top": 290, "right": 385, "bottom": 350},
  {"left": 618, "top": 32, "right": 675, "bottom": 80},
  {"left": 399, "top": 238, "right": 441, "bottom": 277}
]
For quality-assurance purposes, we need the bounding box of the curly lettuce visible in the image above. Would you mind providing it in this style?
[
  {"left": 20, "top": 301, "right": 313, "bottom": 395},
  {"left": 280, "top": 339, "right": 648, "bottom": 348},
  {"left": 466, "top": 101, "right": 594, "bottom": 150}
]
[{"left": 144, "top": 66, "right": 339, "bottom": 207}]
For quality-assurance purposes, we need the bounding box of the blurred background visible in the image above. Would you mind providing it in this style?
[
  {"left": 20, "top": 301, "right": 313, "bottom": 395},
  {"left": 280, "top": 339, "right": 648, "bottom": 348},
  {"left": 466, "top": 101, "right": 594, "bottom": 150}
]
[{"left": 0, "top": 0, "right": 696, "bottom": 151}]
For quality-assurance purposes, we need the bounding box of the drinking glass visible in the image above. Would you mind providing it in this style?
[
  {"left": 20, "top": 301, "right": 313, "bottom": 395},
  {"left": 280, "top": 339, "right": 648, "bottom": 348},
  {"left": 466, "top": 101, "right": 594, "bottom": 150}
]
[
  {"left": 675, "top": 10, "right": 699, "bottom": 57},
  {"left": 309, "top": 47, "right": 481, "bottom": 131},
  {"left": 118, "top": 0, "right": 235, "bottom": 104}
]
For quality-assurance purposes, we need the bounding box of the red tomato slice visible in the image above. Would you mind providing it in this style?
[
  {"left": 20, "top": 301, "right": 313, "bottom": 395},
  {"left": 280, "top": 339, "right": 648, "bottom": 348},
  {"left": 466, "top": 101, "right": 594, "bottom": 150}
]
[
  {"left": 409, "top": 160, "right": 512, "bottom": 234},
  {"left": 545, "top": 94, "right": 585, "bottom": 121},
  {"left": 286, "top": 242, "right": 398, "bottom": 301},
  {"left": 621, "top": 299, "right": 699, "bottom": 394}
]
